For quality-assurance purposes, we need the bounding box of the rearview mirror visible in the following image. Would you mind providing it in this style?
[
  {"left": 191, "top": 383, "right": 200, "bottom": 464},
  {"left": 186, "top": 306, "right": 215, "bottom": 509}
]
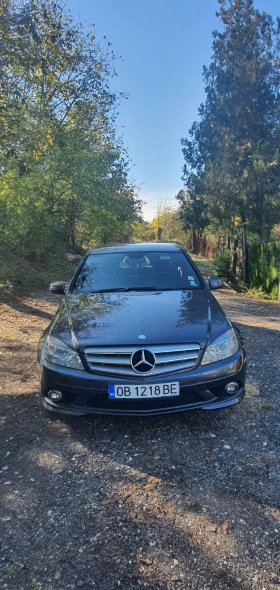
[
  {"left": 209, "top": 276, "right": 224, "bottom": 290},
  {"left": 49, "top": 281, "right": 66, "bottom": 294}
]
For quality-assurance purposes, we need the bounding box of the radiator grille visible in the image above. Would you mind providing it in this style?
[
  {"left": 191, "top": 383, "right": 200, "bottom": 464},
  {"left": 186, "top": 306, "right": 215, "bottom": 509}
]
[{"left": 84, "top": 343, "right": 201, "bottom": 377}]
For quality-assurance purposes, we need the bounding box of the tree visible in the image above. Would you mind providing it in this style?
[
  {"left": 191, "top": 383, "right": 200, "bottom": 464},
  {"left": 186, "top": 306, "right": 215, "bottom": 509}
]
[
  {"left": 181, "top": 0, "right": 280, "bottom": 249},
  {"left": 176, "top": 188, "right": 210, "bottom": 254},
  {"left": 132, "top": 221, "right": 156, "bottom": 242},
  {"left": 0, "top": 0, "right": 140, "bottom": 257},
  {"left": 149, "top": 206, "right": 187, "bottom": 244}
]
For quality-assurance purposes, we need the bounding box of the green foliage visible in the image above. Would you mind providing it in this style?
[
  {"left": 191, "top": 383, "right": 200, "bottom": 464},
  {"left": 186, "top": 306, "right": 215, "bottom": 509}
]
[
  {"left": 244, "top": 286, "right": 274, "bottom": 300},
  {"left": 247, "top": 242, "right": 280, "bottom": 297},
  {"left": 132, "top": 221, "right": 156, "bottom": 242},
  {"left": 191, "top": 254, "right": 215, "bottom": 277},
  {"left": 213, "top": 250, "right": 233, "bottom": 280},
  {"left": 0, "top": 0, "right": 141, "bottom": 259},
  {"left": 176, "top": 189, "right": 209, "bottom": 234},
  {"left": 180, "top": 0, "right": 280, "bottom": 243},
  {"left": 148, "top": 207, "right": 187, "bottom": 244},
  {"left": 131, "top": 207, "right": 187, "bottom": 245}
]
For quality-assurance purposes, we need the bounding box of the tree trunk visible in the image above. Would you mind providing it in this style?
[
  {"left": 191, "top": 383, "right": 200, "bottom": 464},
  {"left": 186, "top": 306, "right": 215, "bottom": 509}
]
[
  {"left": 198, "top": 230, "right": 203, "bottom": 255},
  {"left": 202, "top": 234, "right": 207, "bottom": 257},
  {"left": 227, "top": 236, "right": 231, "bottom": 250},
  {"left": 232, "top": 238, "right": 238, "bottom": 277},
  {"left": 242, "top": 223, "right": 247, "bottom": 284},
  {"left": 260, "top": 193, "right": 266, "bottom": 244},
  {"left": 192, "top": 230, "right": 198, "bottom": 254}
]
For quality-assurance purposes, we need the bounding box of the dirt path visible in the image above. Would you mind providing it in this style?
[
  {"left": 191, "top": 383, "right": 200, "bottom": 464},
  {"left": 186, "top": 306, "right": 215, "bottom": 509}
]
[{"left": 0, "top": 289, "right": 279, "bottom": 590}]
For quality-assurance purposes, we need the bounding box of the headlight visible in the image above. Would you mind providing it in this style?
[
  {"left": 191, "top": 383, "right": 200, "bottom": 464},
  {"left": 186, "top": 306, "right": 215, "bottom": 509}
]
[
  {"left": 43, "top": 335, "right": 84, "bottom": 370},
  {"left": 201, "top": 328, "right": 238, "bottom": 365}
]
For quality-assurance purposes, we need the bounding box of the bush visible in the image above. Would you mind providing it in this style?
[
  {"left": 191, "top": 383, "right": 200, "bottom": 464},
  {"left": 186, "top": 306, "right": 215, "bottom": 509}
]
[
  {"left": 213, "top": 250, "right": 233, "bottom": 281},
  {"left": 247, "top": 242, "right": 280, "bottom": 297}
]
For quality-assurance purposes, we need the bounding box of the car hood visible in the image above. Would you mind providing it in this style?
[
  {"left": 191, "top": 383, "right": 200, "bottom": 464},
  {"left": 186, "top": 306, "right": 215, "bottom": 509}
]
[{"left": 49, "top": 290, "right": 231, "bottom": 351}]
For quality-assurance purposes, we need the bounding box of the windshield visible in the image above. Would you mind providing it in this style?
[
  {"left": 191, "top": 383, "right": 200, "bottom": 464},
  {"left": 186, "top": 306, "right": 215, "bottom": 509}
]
[{"left": 71, "top": 251, "right": 202, "bottom": 294}]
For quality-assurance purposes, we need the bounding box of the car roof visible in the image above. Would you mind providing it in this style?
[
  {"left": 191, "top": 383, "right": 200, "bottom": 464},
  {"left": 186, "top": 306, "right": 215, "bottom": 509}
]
[{"left": 88, "top": 242, "right": 183, "bottom": 255}]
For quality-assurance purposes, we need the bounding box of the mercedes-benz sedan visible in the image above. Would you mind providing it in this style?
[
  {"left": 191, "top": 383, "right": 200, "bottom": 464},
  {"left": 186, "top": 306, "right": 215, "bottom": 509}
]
[{"left": 38, "top": 243, "right": 246, "bottom": 416}]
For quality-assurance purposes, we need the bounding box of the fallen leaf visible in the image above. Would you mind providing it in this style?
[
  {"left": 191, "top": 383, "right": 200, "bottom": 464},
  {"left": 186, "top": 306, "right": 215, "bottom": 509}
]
[
  {"left": 221, "top": 521, "right": 229, "bottom": 534},
  {"left": 122, "top": 484, "right": 137, "bottom": 502},
  {"left": 144, "top": 483, "right": 157, "bottom": 491},
  {"left": 139, "top": 558, "right": 153, "bottom": 566},
  {"left": 122, "top": 493, "right": 131, "bottom": 502},
  {"left": 102, "top": 499, "right": 116, "bottom": 505},
  {"left": 205, "top": 457, "right": 214, "bottom": 463},
  {"left": 148, "top": 476, "right": 160, "bottom": 484},
  {"left": 143, "top": 476, "right": 161, "bottom": 491}
]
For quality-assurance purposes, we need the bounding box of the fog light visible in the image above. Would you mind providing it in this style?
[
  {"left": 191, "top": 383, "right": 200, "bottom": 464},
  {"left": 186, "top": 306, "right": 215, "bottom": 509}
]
[
  {"left": 48, "top": 390, "right": 62, "bottom": 401},
  {"left": 225, "top": 382, "right": 238, "bottom": 394}
]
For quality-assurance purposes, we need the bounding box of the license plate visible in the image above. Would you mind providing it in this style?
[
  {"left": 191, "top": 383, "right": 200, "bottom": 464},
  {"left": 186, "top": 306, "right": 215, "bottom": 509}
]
[{"left": 108, "top": 382, "right": 180, "bottom": 400}]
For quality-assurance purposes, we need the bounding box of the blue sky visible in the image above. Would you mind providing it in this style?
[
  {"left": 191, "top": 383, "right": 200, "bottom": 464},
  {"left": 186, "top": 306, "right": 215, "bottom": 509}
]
[{"left": 67, "top": 0, "right": 279, "bottom": 220}]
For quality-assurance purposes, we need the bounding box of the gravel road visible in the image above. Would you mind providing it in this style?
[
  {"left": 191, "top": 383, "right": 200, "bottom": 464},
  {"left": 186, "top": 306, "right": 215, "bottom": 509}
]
[{"left": 0, "top": 288, "right": 279, "bottom": 590}]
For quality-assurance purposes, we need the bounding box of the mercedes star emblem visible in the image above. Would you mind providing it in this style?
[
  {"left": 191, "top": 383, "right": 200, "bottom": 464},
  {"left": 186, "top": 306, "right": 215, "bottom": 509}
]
[{"left": 131, "top": 349, "right": 156, "bottom": 374}]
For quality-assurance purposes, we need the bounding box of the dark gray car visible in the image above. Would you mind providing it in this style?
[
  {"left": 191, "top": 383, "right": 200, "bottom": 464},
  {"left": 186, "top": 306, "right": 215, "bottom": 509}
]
[{"left": 38, "top": 243, "right": 246, "bottom": 415}]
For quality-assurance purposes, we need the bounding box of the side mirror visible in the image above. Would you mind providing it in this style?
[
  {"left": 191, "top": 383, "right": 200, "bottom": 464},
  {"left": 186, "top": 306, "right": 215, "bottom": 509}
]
[
  {"left": 49, "top": 281, "right": 66, "bottom": 294},
  {"left": 209, "top": 276, "right": 224, "bottom": 290}
]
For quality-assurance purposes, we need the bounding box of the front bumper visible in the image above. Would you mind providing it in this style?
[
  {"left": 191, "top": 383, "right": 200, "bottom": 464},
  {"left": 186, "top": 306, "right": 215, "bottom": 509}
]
[{"left": 39, "top": 350, "right": 246, "bottom": 416}]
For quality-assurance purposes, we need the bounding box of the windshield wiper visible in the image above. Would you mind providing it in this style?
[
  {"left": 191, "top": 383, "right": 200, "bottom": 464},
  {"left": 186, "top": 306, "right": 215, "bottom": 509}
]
[{"left": 90, "top": 287, "right": 160, "bottom": 293}]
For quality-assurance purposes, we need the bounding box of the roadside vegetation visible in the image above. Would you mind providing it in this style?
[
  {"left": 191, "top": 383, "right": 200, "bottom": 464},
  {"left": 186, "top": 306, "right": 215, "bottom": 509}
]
[
  {"left": 0, "top": 0, "right": 279, "bottom": 301},
  {"left": 132, "top": 0, "right": 280, "bottom": 300},
  {"left": 0, "top": 0, "right": 141, "bottom": 265},
  {"left": 0, "top": 252, "right": 77, "bottom": 293},
  {"left": 176, "top": 0, "right": 280, "bottom": 299}
]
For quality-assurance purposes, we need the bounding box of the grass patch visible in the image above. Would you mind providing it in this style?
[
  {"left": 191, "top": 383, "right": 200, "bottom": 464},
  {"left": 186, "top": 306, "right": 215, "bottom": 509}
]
[
  {"left": 190, "top": 254, "right": 215, "bottom": 278},
  {"left": 262, "top": 402, "right": 275, "bottom": 410},
  {"left": 0, "top": 251, "right": 78, "bottom": 294},
  {"left": 243, "top": 286, "right": 278, "bottom": 300}
]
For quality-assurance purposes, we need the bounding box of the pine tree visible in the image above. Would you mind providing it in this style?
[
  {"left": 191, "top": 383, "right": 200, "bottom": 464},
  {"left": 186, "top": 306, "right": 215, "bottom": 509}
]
[{"left": 181, "top": 0, "right": 280, "bottom": 245}]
